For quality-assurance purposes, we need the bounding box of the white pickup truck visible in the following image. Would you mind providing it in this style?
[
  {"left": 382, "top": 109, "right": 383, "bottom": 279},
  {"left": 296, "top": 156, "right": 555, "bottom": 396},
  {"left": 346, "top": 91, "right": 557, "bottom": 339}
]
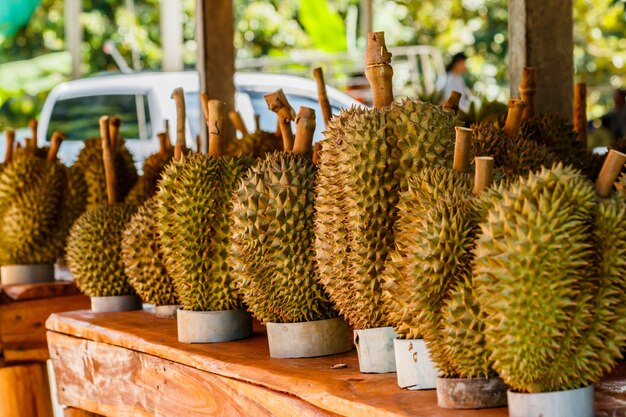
[{"left": 34, "top": 71, "right": 360, "bottom": 167}]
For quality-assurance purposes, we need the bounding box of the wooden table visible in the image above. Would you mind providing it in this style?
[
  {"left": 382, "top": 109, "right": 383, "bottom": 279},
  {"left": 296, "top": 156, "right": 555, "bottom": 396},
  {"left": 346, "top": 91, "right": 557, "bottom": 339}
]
[
  {"left": 0, "top": 281, "right": 90, "bottom": 417},
  {"left": 46, "top": 310, "right": 626, "bottom": 417}
]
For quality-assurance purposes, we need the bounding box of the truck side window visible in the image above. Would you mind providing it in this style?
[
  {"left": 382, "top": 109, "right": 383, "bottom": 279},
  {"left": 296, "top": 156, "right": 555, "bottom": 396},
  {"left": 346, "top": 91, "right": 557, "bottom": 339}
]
[{"left": 47, "top": 94, "right": 151, "bottom": 141}]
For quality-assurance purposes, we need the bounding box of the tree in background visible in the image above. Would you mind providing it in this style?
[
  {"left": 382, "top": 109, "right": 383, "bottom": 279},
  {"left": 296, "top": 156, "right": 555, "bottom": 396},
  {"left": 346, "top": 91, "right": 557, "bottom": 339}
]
[{"left": 0, "top": 0, "right": 624, "bottom": 129}]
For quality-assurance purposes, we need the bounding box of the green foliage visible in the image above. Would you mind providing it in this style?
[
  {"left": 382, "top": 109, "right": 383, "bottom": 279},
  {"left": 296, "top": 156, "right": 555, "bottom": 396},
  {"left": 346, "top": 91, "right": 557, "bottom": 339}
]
[{"left": 299, "top": 0, "right": 347, "bottom": 52}]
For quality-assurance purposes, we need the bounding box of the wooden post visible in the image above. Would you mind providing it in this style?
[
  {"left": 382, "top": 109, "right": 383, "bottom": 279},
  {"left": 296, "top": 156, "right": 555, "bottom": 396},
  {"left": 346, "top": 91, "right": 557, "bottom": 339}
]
[
  {"left": 65, "top": 0, "right": 82, "bottom": 80},
  {"left": 195, "top": 0, "right": 236, "bottom": 141},
  {"left": 0, "top": 363, "right": 53, "bottom": 417},
  {"left": 509, "top": 0, "right": 573, "bottom": 120},
  {"left": 573, "top": 83, "right": 588, "bottom": 146}
]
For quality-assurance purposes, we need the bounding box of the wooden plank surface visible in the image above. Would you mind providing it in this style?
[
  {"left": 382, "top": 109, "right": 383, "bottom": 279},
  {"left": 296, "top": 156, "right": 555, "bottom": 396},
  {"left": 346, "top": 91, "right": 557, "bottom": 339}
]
[
  {"left": 0, "top": 363, "right": 53, "bottom": 417},
  {"left": 1, "top": 294, "right": 89, "bottom": 362},
  {"left": 47, "top": 310, "right": 508, "bottom": 417},
  {"left": 50, "top": 332, "right": 337, "bottom": 417},
  {"left": 0, "top": 281, "right": 81, "bottom": 303}
]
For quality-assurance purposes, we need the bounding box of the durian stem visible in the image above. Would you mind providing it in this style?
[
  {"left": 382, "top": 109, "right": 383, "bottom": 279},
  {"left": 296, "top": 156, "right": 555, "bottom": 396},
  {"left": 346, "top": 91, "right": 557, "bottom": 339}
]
[
  {"left": 28, "top": 118, "right": 38, "bottom": 150},
  {"left": 228, "top": 111, "right": 249, "bottom": 137},
  {"left": 365, "top": 31, "right": 394, "bottom": 109},
  {"left": 108, "top": 116, "right": 121, "bottom": 149},
  {"left": 25, "top": 138, "right": 35, "bottom": 154},
  {"left": 313, "top": 67, "right": 333, "bottom": 127},
  {"left": 195, "top": 134, "right": 202, "bottom": 154},
  {"left": 442, "top": 91, "right": 462, "bottom": 114},
  {"left": 4, "top": 130, "right": 14, "bottom": 163},
  {"left": 293, "top": 107, "right": 316, "bottom": 157},
  {"left": 171, "top": 87, "right": 187, "bottom": 161},
  {"left": 452, "top": 126, "right": 473, "bottom": 173},
  {"left": 574, "top": 83, "right": 588, "bottom": 147},
  {"left": 265, "top": 90, "right": 296, "bottom": 152},
  {"left": 254, "top": 114, "right": 261, "bottom": 133},
  {"left": 165, "top": 119, "right": 171, "bottom": 146},
  {"left": 207, "top": 100, "right": 225, "bottom": 157},
  {"left": 595, "top": 149, "right": 626, "bottom": 198},
  {"left": 473, "top": 156, "right": 494, "bottom": 195},
  {"left": 99, "top": 116, "right": 117, "bottom": 205},
  {"left": 47, "top": 132, "right": 64, "bottom": 162},
  {"left": 519, "top": 67, "right": 536, "bottom": 120},
  {"left": 313, "top": 142, "right": 322, "bottom": 166},
  {"left": 503, "top": 99, "right": 527, "bottom": 138},
  {"left": 158, "top": 132, "right": 169, "bottom": 156}
]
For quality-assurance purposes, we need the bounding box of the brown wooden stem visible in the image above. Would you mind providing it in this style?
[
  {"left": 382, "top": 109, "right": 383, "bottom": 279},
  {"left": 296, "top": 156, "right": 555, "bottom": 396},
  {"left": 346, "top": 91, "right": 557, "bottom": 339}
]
[
  {"left": 595, "top": 149, "right": 626, "bottom": 198},
  {"left": 158, "top": 132, "right": 169, "bottom": 156},
  {"left": 473, "top": 157, "right": 494, "bottom": 195},
  {"left": 171, "top": 88, "right": 187, "bottom": 161},
  {"left": 442, "top": 91, "right": 462, "bottom": 114},
  {"left": 100, "top": 116, "right": 117, "bottom": 205},
  {"left": 519, "top": 67, "right": 536, "bottom": 120},
  {"left": 292, "top": 107, "right": 316, "bottom": 157},
  {"left": 108, "top": 116, "right": 121, "bottom": 148},
  {"left": 4, "top": 130, "right": 14, "bottom": 163},
  {"left": 503, "top": 99, "right": 527, "bottom": 137},
  {"left": 207, "top": 100, "right": 225, "bottom": 157},
  {"left": 228, "top": 111, "right": 249, "bottom": 137},
  {"left": 313, "top": 67, "right": 333, "bottom": 127},
  {"left": 365, "top": 32, "right": 394, "bottom": 109},
  {"left": 452, "top": 126, "right": 472, "bottom": 173},
  {"left": 313, "top": 142, "right": 322, "bottom": 166},
  {"left": 254, "top": 114, "right": 261, "bottom": 133},
  {"left": 265, "top": 90, "right": 296, "bottom": 152},
  {"left": 47, "top": 132, "right": 64, "bottom": 162},
  {"left": 574, "top": 83, "right": 588, "bottom": 146},
  {"left": 28, "top": 119, "right": 38, "bottom": 149},
  {"left": 165, "top": 120, "right": 171, "bottom": 146}
]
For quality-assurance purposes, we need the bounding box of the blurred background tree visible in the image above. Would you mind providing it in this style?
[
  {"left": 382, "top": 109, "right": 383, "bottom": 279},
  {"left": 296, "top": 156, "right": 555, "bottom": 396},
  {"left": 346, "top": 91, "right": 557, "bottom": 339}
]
[{"left": 0, "top": 0, "right": 624, "bottom": 130}]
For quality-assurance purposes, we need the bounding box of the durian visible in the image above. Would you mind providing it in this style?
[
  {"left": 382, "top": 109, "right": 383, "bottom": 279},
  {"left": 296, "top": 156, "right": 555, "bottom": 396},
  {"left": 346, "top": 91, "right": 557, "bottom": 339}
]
[
  {"left": 231, "top": 104, "right": 336, "bottom": 324},
  {"left": 314, "top": 32, "right": 459, "bottom": 330},
  {"left": 155, "top": 89, "right": 252, "bottom": 311},
  {"left": 227, "top": 111, "right": 283, "bottom": 158},
  {"left": 0, "top": 132, "right": 83, "bottom": 265},
  {"left": 66, "top": 116, "right": 137, "bottom": 298},
  {"left": 122, "top": 197, "right": 177, "bottom": 306},
  {"left": 125, "top": 131, "right": 174, "bottom": 206},
  {"left": 13, "top": 119, "right": 49, "bottom": 160},
  {"left": 74, "top": 116, "right": 138, "bottom": 210},
  {"left": 473, "top": 152, "right": 626, "bottom": 393}
]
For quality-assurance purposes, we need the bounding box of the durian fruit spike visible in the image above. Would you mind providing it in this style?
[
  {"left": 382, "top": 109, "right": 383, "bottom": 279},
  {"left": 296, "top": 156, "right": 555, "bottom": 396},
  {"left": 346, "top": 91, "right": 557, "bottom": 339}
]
[
  {"left": 574, "top": 83, "right": 588, "bottom": 146},
  {"left": 313, "top": 67, "right": 333, "bottom": 127},
  {"left": 519, "top": 67, "right": 536, "bottom": 120},
  {"left": 4, "top": 129, "right": 14, "bottom": 163},
  {"left": 365, "top": 31, "right": 394, "bottom": 108},
  {"left": 595, "top": 149, "right": 626, "bottom": 198},
  {"left": 265, "top": 89, "right": 296, "bottom": 150},
  {"left": 66, "top": 116, "right": 136, "bottom": 298},
  {"left": 171, "top": 87, "right": 187, "bottom": 161},
  {"left": 503, "top": 98, "right": 527, "bottom": 138}
]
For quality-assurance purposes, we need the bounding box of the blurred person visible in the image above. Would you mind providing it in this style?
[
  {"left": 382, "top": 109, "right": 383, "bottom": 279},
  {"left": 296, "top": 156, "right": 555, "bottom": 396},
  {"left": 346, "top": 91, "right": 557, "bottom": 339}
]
[
  {"left": 437, "top": 52, "right": 475, "bottom": 113},
  {"left": 600, "top": 89, "right": 626, "bottom": 140}
]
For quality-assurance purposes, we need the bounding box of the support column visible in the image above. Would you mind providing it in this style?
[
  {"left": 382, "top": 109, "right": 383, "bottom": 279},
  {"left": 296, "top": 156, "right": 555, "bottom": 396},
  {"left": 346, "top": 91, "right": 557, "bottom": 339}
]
[
  {"left": 195, "top": 0, "right": 235, "bottom": 145},
  {"left": 360, "top": 0, "right": 373, "bottom": 43},
  {"left": 509, "top": 0, "right": 573, "bottom": 120},
  {"left": 65, "top": 0, "right": 82, "bottom": 80},
  {"left": 161, "top": 0, "right": 183, "bottom": 72}
]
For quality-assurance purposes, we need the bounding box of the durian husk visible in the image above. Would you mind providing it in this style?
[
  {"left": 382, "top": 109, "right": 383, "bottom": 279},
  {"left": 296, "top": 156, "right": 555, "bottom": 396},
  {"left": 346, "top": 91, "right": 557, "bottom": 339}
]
[
  {"left": 473, "top": 164, "right": 599, "bottom": 393},
  {"left": 231, "top": 152, "right": 336, "bottom": 324},
  {"left": 226, "top": 130, "right": 283, "bottom": 158},
  {"left": 125, "top": 146, "right": 174, "bottom": 206},
  {"left": 122, "top": 198, "right": 177, "bottom": 306},
  {"left": 75, "top": 137, "right": 138, "bottom": 210},
  {"left": 155, "top": 153, "right": 252, "bottom": 311}
]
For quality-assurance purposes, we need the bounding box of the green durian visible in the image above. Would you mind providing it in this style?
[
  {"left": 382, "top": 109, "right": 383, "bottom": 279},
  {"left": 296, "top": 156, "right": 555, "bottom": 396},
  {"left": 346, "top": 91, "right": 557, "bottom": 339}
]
[
  {"left": 473, "top": 161, "right": 626, "bottom": 393},
  {"left": 75, "top": 117, "right": 138, "bottom": 210},
  {"left": 231, "top": 106, "right": 336, "bottom": 324},
  {"left": 314, "top": 32, "right": 458, "bottom": 330},
  {"left": 125, "top": 132, "right": 174, "bottom": 206},
  {"left": 67, "top": 117, "right": 137, "bottom": 298},
  {"left": 122, "top": 198, "right": 177, "bottom": 306},
  {"left": 156, "top": 94, "right": 252, "bottom": 311}
]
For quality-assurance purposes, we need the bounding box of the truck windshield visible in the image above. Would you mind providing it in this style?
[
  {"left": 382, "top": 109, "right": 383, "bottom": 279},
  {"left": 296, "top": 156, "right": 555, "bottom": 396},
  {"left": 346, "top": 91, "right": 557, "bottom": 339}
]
[{"left": 47, "top": 94, "right": 152, "bottom": 141}]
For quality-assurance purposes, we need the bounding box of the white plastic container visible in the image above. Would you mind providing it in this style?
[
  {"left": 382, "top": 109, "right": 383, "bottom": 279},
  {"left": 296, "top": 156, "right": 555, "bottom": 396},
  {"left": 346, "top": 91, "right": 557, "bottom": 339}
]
[
  {"left": 155, "top": 305, "right": 180, "bottom": 319},
  {"left": 177, "top": 308, "right": 253, "bottom": 343},
  {"left": 353, "top": 326, "right": 397, "bottom": 373},
  {"left": 394, "top": 338, "right": 438, "bottom": 390},
  {"left": 507, "top": 385, "right": 594, "bottom": 417},
  {"left": 266, "top": 317, "right": 352, "bottom": 358},
  {"left": 90, "top": 295, "right": 143, "bottom": 313},
  {"left": 1, "top": 264, "right": 55, "bottom": 285}
]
